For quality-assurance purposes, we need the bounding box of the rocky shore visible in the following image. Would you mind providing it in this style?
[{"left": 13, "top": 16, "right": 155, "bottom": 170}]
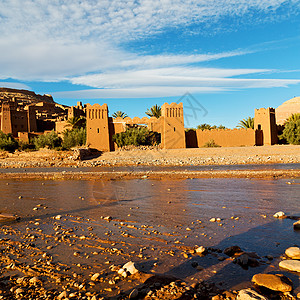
[{"left": 0, "top": 145, "right": 299, "bottom": 169}]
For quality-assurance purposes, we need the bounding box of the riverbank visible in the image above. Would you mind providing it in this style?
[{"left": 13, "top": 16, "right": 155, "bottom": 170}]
[{"left": 0, "top": 145, "right": 300, "bottom": 169}]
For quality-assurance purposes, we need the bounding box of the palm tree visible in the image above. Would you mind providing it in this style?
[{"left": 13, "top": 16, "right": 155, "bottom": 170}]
[
  {"left": 146, "top": 104, "right": 161, "bottom": 118},
  {"left": 112, "top": 111, "right": 128, "bottom": 118},
  {"left": 65, "top": 116, "right": 86, "bottom": 130},
  {"left": 285, "top": 113, "right": 300, "bottom": 123},
  {"left": 237, "top": 117, "right": 254, "bottom": 129}
]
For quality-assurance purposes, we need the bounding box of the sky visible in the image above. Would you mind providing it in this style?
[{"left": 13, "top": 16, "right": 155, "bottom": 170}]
[{"left": 1, "top": 0, "right": 300, "bottom": 128}]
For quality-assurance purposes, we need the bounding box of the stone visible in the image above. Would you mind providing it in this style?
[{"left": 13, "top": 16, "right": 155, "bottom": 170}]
[
  {"left": 57, "top": 291, "right": 68, "bottom": 300},
  {"left": 29, "top": 277, "right": 40, "bottom": 284},
  {"left": 252, "top": 273, "right": 292, "bottom": 292},
  {"left": 195, "top": 246, "right": 206, "bottom": 255},
  {"left": 122, "top": 261, "right": 139, "bottom": 275},
  {"left": 237, "top": 288, "right": 268, "bottom": 300},
  {"left": 15, "top": 288, "right": 24, "bottom": 295},
  {"left": 72, "top": 148, "right": 92, "bottom": 160},
  {"left": 279, "top": 259, "right": 300, "bottom": 272},
  {"left": 294, "top": 220, "right": 300, "bottom": 230},
  {"left": 129, "top": 288, "right": 139, "bottom": 299},
  {"left": 55, "top": 215, "right": 62, "bottom": 220},
  {"left": 285, "top": 247, "right": 300, "bottom": 259},
  {"left": 224, "top": 246, "right": 242, "bottom": 257},
  {"left": 273, "top": 211, "right": 285, "bottom": 218},
  {"left": 91, "top": 273, "right": 100, "bottom": 281},
  {"left": 236, "top": 253, "right": 249, "bottom": 267}
]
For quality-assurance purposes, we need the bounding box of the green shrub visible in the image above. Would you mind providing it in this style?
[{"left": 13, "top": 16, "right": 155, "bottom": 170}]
[
  {"left": 62, "top": 128, "right": 86, "bottom": 150},
  {"left": 113, "top": 127, "right": 161, "bottom": 148},
  {"left": 280, "top": 113, "right": 300, "bottom": 145},
  {"left": 202, "top": 139, "right": 221, "bottom": 148},
  {"left": 0, "top": 131, "right": 18, "bottom": 152},
  {"left": 33, "top": 131, "right": 62, "bottom": 150},
  {"left": 18, "top": 141, "right": 35, "bottom": 151}
]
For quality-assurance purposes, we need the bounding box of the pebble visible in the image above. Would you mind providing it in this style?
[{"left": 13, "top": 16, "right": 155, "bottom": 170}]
[
  {"left": 129, "top": 288, "right": 139, "bottom": 299},
  {"left": 273, "top": 211, "right": 285, "bottom": 218},
  {"left": 57, "top": 291, "right": 68, "bottom": 300},
  {"left": 195, "top": 246, "right": 206, "bottom": 255},
  {"left": 91, "top": 273, "right": 100, "bottom": 281}
]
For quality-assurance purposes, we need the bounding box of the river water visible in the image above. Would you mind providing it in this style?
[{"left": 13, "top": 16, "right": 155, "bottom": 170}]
[{"left": 0, "top": 174, "right": 300, "bottom": 294}]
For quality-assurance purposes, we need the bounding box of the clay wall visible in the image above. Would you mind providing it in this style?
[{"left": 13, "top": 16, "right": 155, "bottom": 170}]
[
  {"left": 186, "top": 128, "right": 256, "bottom": 148},
  {"left": 55, "top": 121, "right": 68, "bottom": 133}
]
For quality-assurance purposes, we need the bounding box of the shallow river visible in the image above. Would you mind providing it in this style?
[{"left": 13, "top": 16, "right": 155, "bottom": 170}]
[{"left": 0, "top": 176, "right": 300, "bottom": 294}]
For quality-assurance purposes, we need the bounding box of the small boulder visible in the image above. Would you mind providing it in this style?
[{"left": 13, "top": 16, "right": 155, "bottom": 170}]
[
  {"left": 285, "top": 247, "right": 300, "bottom": 259},
  {"left": 224, "top": 246, "right": 242, "bottom": 257},
  {"left": 122, "top": 261, "right": 139, "bottom": 275},
  {"left": 279, "top": 260, "right": 300, "bottom": 273},
  {"left": 252, "top": 273, "right": 293, "bottom": 292},
  {"left": 237, "top": 288, "right": 268, "bottom": 300}
]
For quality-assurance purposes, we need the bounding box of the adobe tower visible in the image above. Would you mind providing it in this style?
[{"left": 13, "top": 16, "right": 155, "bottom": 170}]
[
  {"left": 254, "top": 107, "right": 277, "bottom": 145},
  {"left": 86, "top": 103, "right": 111, "bottom": 151},
  {"left": 161, "top": 102, "right": 185, "bottom": 149}
]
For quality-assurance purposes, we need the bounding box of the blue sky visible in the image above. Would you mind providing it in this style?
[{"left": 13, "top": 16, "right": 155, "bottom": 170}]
[{"left": 1, "top": 0, "right": 300, "bottom": 128}]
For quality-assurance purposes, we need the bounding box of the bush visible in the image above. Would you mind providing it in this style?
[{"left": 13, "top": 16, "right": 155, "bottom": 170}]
[
  {"left": 33, "top": 131, "right": 62, "bottom": 150},
  {"left": 0, "top": 131, "right": 18, "bottom": 152},
  {"left": 18, "top": 141, "right": 35, "bottom": 151},
  {"left": 202, "top": 139, "right": 221, "bottom": 148},
  {"left": 113, "top": 127, "right": 161, "bottom": 148},
  {"left": 280, "top": 113, "right": 300, "bottom": 145},
  {"left": 62, "top": 128, "right": 86, "bottom": 150}
]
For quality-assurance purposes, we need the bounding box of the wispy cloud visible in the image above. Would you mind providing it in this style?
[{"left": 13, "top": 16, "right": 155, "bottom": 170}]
[{"left": 0, "top": 0, "right": 300, "bottom": 97}]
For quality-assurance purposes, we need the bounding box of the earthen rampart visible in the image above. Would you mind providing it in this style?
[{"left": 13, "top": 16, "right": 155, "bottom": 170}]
[{"left": 186, "top": 128, "right": 256, "bottom": 148}]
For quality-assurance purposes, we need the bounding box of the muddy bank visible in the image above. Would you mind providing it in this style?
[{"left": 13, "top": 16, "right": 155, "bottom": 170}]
[{"left": 0, "top": 168, "right": 299, "bottom": 181}]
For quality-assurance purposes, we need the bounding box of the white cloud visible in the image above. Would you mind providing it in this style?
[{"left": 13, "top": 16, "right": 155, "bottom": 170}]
[
  {"left": 53, "top": 78, "right": 300, "bottom": 99},
  {"left": 0, "top": 0, "right": 300, "bottom": 97},
  {"left": 0, "top": 82, "right": 31, "bottom": 90}
]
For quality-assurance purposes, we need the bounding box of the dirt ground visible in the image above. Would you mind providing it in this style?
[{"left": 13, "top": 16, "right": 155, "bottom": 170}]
[{"left": 0, "top": 145, "right": 300, "bottom": 169}]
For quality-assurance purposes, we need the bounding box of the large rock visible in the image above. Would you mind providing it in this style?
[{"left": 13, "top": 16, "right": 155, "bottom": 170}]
[
  {"left": 252, "top": 273, "right": 292, "bottom": 292},
  {"left": 285, "top": 247, "right": 300, "bottom": 259},
  {"left": 279, "top": 260, "right": 300, "bottom": 273},
  {"left": 72, "top": 148, "right": 92, "bottom": 160},
  {"left": 237, "top": 288, "right": 268, "bottom": 300}
]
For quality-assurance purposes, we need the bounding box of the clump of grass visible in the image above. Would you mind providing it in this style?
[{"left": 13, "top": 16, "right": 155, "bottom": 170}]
[{"left": 202, "top": 139, "right": 221, "bottom": 148}]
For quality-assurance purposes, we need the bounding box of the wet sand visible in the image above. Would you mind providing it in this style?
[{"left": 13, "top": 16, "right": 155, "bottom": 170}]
[{"left": 0, "top": 177, "right": 299, "bottom": 299}]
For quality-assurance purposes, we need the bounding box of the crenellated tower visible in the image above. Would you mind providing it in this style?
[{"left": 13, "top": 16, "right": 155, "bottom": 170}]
[
  {"left": 86, "top": 103, "right": 111, "bottom": 151},
  {"left": 161, "top": 102, "right": 185, "bottom": 149}
]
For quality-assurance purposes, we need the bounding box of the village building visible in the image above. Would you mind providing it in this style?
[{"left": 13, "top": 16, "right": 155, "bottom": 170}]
[{"left": 0, "top": 87, "right": 299, "bottom": 150}]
